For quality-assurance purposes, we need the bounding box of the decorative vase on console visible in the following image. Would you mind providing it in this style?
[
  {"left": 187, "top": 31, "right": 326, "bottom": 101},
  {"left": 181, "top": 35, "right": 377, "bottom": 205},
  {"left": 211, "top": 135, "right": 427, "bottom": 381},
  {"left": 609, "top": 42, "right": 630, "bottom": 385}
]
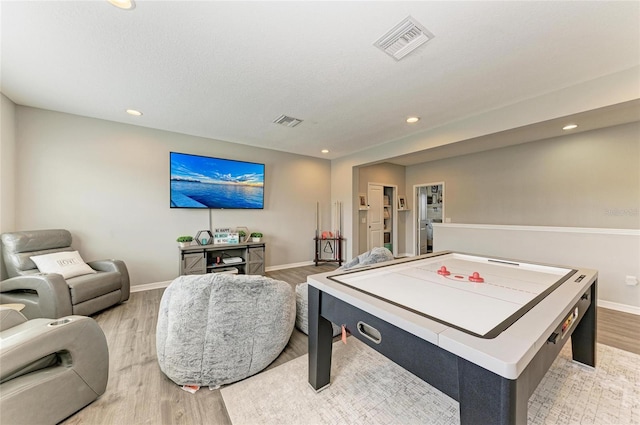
[{"left": 250, "top": 232, "right": 263, "bottom": 243}]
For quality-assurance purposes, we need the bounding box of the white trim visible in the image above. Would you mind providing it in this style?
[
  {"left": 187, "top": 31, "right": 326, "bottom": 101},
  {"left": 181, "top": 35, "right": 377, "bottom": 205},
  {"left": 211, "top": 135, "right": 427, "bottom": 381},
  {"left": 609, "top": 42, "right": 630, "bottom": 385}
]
[
  {"left": 265, "top": 261, "right": 315, "bottom": 272},
  {"left": 433, "top": 223, "right": 640, "bottom": 236},
  {"left": 598, "top": 300, "right": 640, "bottom": 316},
  {"left": 130, "top": 280, "right": 172, "bottom": 293}
]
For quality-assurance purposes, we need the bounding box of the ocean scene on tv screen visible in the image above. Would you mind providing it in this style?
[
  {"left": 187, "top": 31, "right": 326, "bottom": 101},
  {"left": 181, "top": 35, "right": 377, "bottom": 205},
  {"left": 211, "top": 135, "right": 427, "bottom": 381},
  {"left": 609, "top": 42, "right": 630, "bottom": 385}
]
[{"left": 170, "top": 152, "right": 264, "bottom": 209}]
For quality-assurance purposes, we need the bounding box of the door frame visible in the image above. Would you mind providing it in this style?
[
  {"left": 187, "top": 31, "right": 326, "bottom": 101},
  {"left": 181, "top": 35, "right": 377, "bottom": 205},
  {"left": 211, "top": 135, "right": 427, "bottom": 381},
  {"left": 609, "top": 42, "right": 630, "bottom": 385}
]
[
  {"left": 412, "top": 181, "right": 445, "bottom": 256},
  {"left": 367, "top": 182, "right": 398, "bottom": 256}
]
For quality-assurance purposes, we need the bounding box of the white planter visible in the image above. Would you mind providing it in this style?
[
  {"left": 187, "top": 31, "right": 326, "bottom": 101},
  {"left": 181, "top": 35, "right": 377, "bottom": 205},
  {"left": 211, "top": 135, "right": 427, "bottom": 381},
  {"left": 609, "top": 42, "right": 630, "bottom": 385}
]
[
  {"left": 178, "top": 242, "right": 191, "bottom": 248},
  {"left": 252, "top": 237, "right": 262, "bottom": 243}
]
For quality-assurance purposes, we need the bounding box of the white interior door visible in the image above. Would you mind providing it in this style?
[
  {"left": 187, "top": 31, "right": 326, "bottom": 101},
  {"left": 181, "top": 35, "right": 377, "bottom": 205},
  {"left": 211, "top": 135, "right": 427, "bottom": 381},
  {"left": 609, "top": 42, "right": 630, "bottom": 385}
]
[{"left": 368, "top": 184, "right": 384, "bottom": 250}]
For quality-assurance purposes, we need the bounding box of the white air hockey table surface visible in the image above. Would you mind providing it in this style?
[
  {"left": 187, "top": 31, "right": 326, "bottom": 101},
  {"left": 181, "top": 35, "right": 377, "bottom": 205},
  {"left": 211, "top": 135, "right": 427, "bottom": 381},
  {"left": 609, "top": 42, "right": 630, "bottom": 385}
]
[{"left": 307, "top": 251, "right": 597, "bottom": 379}]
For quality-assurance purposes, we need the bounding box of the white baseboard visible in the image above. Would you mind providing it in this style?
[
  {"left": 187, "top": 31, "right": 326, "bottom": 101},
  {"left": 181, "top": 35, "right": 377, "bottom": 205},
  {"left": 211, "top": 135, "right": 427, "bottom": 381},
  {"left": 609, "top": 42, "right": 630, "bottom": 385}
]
[
  {"left": 130, "top": 280, "right": 172, "bottom": 293},
  {"left": 598, "top": 300, "right": 640, "bottom": 316},
  {"left": 265, "top": 261, "right": 315, "bottom": 272}
]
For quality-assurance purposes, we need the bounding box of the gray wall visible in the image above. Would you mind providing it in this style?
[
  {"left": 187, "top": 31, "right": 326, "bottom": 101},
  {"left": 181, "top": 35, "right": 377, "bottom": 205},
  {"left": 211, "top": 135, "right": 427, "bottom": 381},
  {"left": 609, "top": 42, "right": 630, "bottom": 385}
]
[
  {"left": 0, "top": 94, "right": 16, "bottom": 234},
  {"left": 406, "top": 122, "right": 640, "bottom": 230},
  {"left": 0, "top": 94, "right": 17, "bottom": 279},
  {"left": 6, "top": 106, "right": 331, "bottom": 285}
]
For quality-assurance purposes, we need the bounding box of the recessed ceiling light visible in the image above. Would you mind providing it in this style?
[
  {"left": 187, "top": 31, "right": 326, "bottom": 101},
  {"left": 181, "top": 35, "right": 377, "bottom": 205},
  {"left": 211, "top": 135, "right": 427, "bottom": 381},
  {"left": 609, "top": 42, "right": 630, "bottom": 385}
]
[
  {"left": 562, "top": 124, "right": 578, "bottom": 130},
  {"left": 321, "top": 149, "right": 329, "bottom": 154},
  {"left": 126, "top": 109, "right": 142, "bottom": 116},
  {"left": 406, "top": 117, "right": 420, "bottom": 124},
  {"left": 108, "top": 0, "right": 135, "bottom": 10}
]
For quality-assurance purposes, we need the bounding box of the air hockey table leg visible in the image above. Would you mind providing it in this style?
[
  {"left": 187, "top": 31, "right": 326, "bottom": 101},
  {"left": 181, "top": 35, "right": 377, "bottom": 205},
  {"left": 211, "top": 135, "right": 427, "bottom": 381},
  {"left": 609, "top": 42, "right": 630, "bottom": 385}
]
[
  {"left": 308, "top": 285, "right": 333, "bottom": 391},
  {"left": 571, "top": 280, "right": 597, "bottom": 367},
  {"left": 458, "top": 357, "right": 528, "bottom": 425}
]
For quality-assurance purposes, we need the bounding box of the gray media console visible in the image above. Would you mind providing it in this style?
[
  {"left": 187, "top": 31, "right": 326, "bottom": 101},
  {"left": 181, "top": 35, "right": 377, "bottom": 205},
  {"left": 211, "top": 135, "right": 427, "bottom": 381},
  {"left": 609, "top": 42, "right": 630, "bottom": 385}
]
[{"left": 179, "top": 242, "right": 265, "bottom": 276}]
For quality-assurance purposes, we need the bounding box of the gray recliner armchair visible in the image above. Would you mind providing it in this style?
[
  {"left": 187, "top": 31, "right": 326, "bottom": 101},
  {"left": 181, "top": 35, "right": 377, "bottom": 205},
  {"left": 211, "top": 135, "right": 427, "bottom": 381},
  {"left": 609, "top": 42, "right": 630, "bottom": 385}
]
[
  {"left": 1, "top": 229, "right": 130, "bottom": 319},
  {"left": 0, "top": 307, "right": 109, "bottom": 425}
]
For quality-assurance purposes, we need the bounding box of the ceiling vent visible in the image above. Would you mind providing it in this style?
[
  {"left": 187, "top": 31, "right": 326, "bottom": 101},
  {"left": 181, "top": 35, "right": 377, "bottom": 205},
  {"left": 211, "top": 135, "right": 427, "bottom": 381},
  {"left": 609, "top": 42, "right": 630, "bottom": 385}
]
[
  {"left": 273, "top": 114, "right": 303, "bottom": 128},
  {"left": 374, "top": 16, "right": 434, "bottom": 61}
]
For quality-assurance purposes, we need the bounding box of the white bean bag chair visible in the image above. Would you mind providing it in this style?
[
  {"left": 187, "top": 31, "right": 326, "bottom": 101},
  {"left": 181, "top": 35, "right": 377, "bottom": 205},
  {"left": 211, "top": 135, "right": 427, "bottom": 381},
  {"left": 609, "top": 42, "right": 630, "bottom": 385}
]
[{"left": 156, "top": 273, "right": 295, "bottom": 387}]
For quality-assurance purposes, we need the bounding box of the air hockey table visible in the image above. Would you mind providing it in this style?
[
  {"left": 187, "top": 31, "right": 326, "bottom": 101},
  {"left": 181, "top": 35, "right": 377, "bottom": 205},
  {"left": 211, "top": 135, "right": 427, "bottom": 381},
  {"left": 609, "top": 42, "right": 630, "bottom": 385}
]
[{"left": 307, "top": 251, "right": 597, "bottom": 425}]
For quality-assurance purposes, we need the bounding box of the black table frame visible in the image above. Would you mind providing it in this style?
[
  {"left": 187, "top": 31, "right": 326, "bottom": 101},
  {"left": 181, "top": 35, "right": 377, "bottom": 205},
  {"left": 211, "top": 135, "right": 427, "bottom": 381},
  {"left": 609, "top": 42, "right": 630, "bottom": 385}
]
[{"left": 308, "top": 280, "right": 597, "bottom": 425}]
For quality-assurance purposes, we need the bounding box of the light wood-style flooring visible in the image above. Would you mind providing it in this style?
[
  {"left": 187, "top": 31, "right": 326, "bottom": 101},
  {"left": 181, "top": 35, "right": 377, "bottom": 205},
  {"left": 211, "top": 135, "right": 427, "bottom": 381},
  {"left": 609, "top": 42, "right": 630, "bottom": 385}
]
[
  {"left": 597, "top": 306, "right": 640, "bottom": 355},
  {"left": 61, "top": 264, "right": 640, "bottom": 424}
]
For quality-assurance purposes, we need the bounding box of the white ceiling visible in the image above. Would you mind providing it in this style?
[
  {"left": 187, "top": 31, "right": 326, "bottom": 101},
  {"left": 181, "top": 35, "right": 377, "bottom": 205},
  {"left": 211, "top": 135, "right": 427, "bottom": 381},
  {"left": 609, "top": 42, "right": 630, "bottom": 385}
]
[{"left": 2, "top": 1, "right": 639, "bottom": 160}]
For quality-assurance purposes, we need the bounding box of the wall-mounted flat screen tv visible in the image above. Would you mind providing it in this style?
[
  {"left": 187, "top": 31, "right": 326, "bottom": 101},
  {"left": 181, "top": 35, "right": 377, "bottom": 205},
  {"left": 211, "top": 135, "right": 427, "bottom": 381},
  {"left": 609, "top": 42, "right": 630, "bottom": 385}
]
[{"left": 170, "top": 152, "right": 265, "bottom": 209}]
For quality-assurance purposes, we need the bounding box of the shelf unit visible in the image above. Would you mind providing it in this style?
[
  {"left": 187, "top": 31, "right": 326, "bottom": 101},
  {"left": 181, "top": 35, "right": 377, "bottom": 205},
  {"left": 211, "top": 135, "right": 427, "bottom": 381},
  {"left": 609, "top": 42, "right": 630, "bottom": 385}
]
[
  {"left": 383, "top": 187, "right": 393, "bottom": 251},
  {"left": 179, "top": 242, "right": 265, "bottom": 276},
  {"left": 314, "top": 236, "right": 343, "bottom": 267}
]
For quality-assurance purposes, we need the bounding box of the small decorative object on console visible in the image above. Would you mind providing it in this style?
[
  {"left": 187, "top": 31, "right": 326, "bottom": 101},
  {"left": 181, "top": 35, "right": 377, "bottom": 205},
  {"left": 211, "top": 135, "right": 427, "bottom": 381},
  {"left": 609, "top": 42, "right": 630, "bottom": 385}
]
[
  {"left": 236, "top": 227, "right": 249, "bottom": 243},
  {"left": 176, "top": 236, "right": 193, "bottom": 248},
  {"left": 213, "top": 228, "right": 239, "bottom": 244},
  {"left": 196, "top": 230, "right": 214, "bottom": 245},
  {"left": 250, "top": 232, "right": 263, "bottom": 242}
]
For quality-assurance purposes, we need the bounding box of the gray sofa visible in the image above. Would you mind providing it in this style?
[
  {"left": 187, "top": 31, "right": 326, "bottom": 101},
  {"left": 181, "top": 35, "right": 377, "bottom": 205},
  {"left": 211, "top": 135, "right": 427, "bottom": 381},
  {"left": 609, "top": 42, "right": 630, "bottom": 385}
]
[
  {"left": 1, "top": 229, "right": 130, "bottom": 319},
  {"left": 0, "top": 307, "right": 109, "bottom": 425}
]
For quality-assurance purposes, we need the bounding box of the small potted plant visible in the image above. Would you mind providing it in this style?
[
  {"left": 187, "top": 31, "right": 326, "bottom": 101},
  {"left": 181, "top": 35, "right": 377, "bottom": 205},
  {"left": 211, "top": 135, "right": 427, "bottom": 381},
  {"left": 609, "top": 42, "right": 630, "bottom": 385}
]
[
  {"left": 250, "top": 232, "right": 263, "bottom": 242},
  {"left": 176, "top": 235, "right": 193, "bottom": 248},
  {"left": 238, "top": 230, "right": 247, "bottom": 243}
]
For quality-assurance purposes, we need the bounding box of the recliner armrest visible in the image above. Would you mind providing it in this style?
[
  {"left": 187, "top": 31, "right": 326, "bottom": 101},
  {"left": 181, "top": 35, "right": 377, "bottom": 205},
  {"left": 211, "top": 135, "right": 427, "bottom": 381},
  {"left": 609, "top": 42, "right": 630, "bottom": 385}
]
[
  {"left": 88, "top": 259, "right": 130, "bottom": 302},
  {"left": 0, "top": 308, "right": 28, "bottom": 332},
  {"left": 0, "top": 275, "right": 73, "bottom": 319},
  {"left": 0, "top": 315, "right": 108, "bottom": 394}
]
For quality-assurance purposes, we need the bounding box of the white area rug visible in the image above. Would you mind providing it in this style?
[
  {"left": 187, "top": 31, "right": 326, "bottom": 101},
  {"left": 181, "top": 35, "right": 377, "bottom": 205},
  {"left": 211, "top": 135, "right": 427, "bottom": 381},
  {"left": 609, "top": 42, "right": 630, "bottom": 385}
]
[{"left": 221, "top": 338, "right": 640, "bottom": 425}]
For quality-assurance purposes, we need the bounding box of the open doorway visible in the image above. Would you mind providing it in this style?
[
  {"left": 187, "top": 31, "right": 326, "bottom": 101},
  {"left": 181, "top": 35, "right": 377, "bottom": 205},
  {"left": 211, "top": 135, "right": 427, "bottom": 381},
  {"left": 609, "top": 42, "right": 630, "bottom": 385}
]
[
  {"left": 415, "top": 182, "right": 444, "bottom": 255},
  {"left": 367, "top": 183, "right": 397, "bottom": 256}
]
